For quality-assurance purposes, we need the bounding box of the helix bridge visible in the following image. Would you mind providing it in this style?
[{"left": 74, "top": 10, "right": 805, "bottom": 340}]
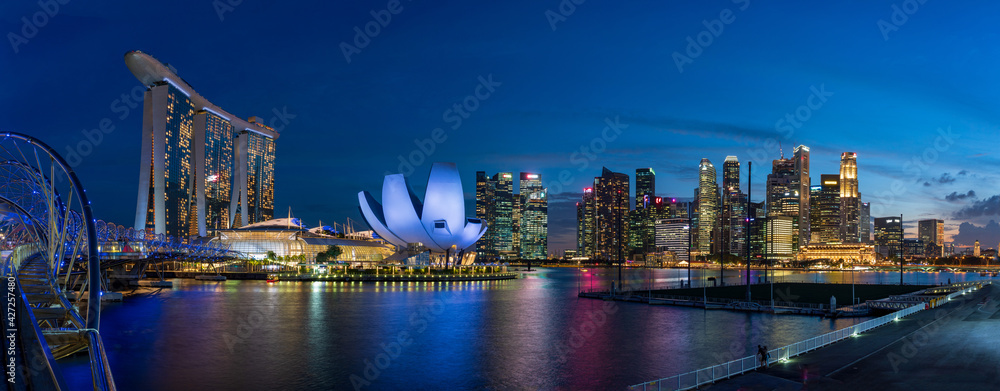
[{"left": 0, "top": 132, "right": 248, "bottom": 390}]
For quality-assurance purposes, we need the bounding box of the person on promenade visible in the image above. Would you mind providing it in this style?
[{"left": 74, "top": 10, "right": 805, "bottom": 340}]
[
  {"left": 763, "top": 346, "right": 770, "bottom": 368},
  {"left": 757, "top": 345, "right": 766, "bottom": 368}
]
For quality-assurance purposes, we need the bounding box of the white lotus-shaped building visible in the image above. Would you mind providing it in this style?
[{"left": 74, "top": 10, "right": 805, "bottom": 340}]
[{"left": 358, "top": 163, "right": 487, "bottom": 254}]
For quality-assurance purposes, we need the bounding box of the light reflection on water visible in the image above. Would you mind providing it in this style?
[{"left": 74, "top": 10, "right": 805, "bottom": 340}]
[{"left": 60, "top": 268, "right": 992, "bottom": 390}]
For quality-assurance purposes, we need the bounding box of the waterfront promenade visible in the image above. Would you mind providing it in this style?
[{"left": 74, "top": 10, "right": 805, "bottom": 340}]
[{"left": 700, "top": 283, "right": 1000, "bottom": 390}]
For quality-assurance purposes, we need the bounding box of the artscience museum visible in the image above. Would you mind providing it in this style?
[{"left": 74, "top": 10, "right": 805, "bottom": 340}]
[{"left": 358, "top": 163, "right": 488, "bottom": 266}]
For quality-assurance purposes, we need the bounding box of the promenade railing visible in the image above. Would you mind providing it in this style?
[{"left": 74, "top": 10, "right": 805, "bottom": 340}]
[{"left": 628, "top": 281, "right": 990, "bottom": 391}]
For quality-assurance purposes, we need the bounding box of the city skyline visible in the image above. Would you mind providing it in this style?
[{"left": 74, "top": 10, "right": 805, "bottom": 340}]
[{"left": 3, "top": 1, "right": 1000, "bottom": 254}]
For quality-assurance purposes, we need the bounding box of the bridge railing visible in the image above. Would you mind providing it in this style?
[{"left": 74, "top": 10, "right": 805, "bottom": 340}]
[{"left": 629, "top": 282, "right": 990, "bottom": 391}]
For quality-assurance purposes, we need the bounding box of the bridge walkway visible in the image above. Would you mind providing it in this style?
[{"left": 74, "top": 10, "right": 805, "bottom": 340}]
[{"left": 700, "top": 284, "right": 1000, "bottom": 390}]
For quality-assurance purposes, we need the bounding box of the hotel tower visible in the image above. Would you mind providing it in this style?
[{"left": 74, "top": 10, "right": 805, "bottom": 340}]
[{"left": 125, "top": 51, "right": 279, "bottom": 240}]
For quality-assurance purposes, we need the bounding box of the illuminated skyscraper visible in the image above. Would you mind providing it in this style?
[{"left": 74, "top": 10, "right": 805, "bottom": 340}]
[
  {"left": 578, "top": 188, "right": 596, "bottom": 258},
  {"left": 793, "top": 145, "right": 811, "bottom": 248},
  {"left": 765, "top": 215, "right": 796, "bottom": 261},
  {"left": 127, "top": 51, "right": 279, "bottom": 240},
  {"left": 697, "top": 159, "right": 718, "bottom": 255},
  {"left": 230, "top": 127, "right": 276, "bottom": 229},
  {"left": 766, "top": 157, "right": 796, "bottom": 213},
  {"left": 917, "top": 219, "right": 945, "bottom": 257},
  {"left": 633, "top": 168, "right": 657, "bottom": 257},
  {"left": 475, "top": 171, "right": 497, "bottom": 259},
  {"left": 636, "top": 168, "right": 655, "bottom": 209},
  {"left": 721, "top": 156, "right": 746, "bottom": 256},
  {"left": 839, "top": 152, "right": 860, "bottom": 243},
  {"left": 654, "top": 218, "right": 690, "bottom": 261},
  {"left": 594, "top": 167, "right": 629, "bottom": 261},
  {"left": 519, "top": 173, "right": 548, "bottom": 259},
  {"left": 874, "top": 217, "right": 902, "bottom": 258},
  {"left": 474, "top": 172, "right": 515, "bottom": 259},
  {"left": 810, "top": 175, "right": 840, "bottom": 244}
]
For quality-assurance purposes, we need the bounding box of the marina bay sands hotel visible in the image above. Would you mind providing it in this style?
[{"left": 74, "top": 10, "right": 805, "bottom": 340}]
[{"left": 125, "top": 51, "right": 278, "bottom": 240}]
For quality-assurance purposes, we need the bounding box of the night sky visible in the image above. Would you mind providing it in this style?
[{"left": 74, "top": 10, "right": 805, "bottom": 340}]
[{"left": 2, "top": 0, "right": 999, "bottom": 254}]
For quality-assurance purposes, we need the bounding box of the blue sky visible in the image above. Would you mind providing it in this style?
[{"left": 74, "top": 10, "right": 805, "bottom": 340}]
[{"left": 2, "top": 0, "right": 999, "bottom": 253}]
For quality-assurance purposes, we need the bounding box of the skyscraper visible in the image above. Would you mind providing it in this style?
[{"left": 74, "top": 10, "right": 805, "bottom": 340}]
[
  {"left": 766, "top": 157, "right": 797, "bottom": 217},
  {"left": 697, "top": 159, "right": 718, "bottom": 255},
  {"left": 635, "top": 168, "right": 655, "bottom": 209},
  {"left": 230, "top": 127, "right": 277, "bottom": 229},
  {"left": 475, "top": 171, "right": 497, "bottom": 259},
  {"left": 492, "top": 173, "right": 515, "bottom": 258},
  {"left": 654, "top": 218, "right": 690, "bottom": 261},
  {"left": 874, "top": 217, "right": 902, "bottom": 259},
  {"left": 917, "top": 219, "right": 945, "bottom": 257},
  {"left": 127, "top": 51, "right": 279, "bottom": 240},
  {"left": 859, "top": 202, "right": 871, "bottom": 243},
  {"left": 519, "top": 173, "right": 548, "bottom": 259},
  {"left": 633, "top": 168, "right": 657, "bottom": 257},
  {"left": 765, "top": 215, "right": 796, "bottom": 261},
  {"left": 793, "top": 145, "right": 811, "bottom": 249},
  {"left": 594, "top": 167, "right": 629, "bottom": 261},
  {"left": 721, "top": 156, "right": 745, "bottom": 256},
  {"left": 810, "top": 175, "right": 840, "bottom": 244},
  {"left": 839, "top": 152, "right": 860, "bottom": 243},
  {"left": 578, "top": 188, "right": 596, "bottom": 258}
]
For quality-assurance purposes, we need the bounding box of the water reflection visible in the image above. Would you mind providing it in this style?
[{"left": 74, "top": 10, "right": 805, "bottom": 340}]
[{"left": 60, "top": 268, "right": 993, "bottom": 390}]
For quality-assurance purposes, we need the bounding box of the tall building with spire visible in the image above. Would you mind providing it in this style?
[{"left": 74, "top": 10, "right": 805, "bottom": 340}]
[
  {"left": 126, "top": 51, "right": 279, "bottom": 240},
  {"left": 839, "top": 152, "right": 860, "bottom": 243},
  {"left": 766, "top": 156, "right": 797, "bottom": 217},
  {"left": 697, "top": 159, "right": 718, "bottom": 255}
]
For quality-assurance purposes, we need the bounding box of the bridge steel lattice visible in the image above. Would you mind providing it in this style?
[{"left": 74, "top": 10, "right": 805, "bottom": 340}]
[{"left": 0, "top": 133, "right": 115, "bottom": 390}]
